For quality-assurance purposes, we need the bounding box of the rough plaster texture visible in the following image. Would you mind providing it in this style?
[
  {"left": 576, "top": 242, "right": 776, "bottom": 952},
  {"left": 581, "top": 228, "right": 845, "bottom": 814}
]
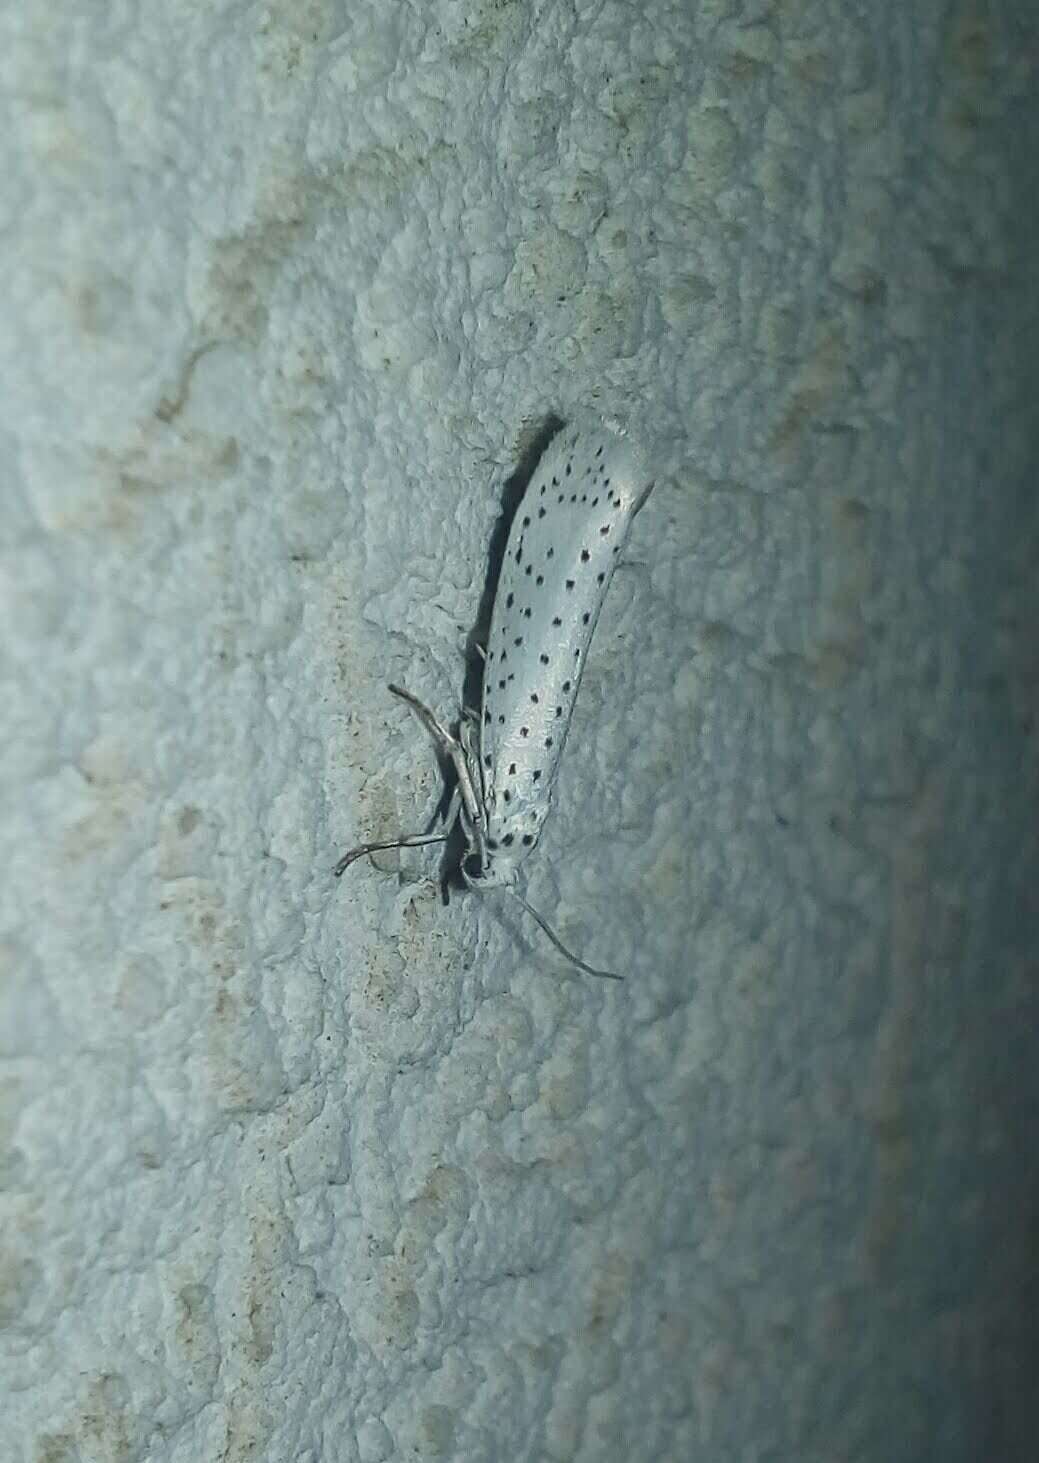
[{"left": 2, "top": 1, "right": 1037, "bottom": 1460}]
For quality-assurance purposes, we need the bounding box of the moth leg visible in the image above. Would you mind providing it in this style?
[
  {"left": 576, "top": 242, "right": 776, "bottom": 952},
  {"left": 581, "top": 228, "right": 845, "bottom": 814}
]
[
  {"left": 440, "top": 784, "right": 462, "bottom": 829},
  {"left": 333, "top": 831, "right": 448, "bottom": 878},
  {"left": 388, "top": 678, "right": 478, "bottom": 826},
  {"left": 334, "top": 686, "right": 469, "bottom": 880},
  {"left": 457, "top": 717, "right": 489, "bottom": 848},
  {"left": 378, "top": 681, "right": 486, "bottom": 875},
  {"left": 458, "top": 715, "right": 482, "bottom": 781},
  {"left": 388, "top": 683, "right": 459, "bottom": 759}
]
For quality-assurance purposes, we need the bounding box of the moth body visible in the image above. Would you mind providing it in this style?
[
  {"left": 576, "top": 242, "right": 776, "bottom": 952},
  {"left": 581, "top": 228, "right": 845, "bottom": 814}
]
[
  {"left": 335, "top": 414, "right": 654, "bottom": 980},
  {"left": 474, "top": 417, "right": 652, "bottom": 890}
]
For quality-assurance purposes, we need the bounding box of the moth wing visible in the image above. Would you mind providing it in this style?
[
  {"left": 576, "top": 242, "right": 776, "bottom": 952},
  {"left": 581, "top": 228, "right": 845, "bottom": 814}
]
[{"left": 478, "top": 419, "right": 652, "bottom": 875}]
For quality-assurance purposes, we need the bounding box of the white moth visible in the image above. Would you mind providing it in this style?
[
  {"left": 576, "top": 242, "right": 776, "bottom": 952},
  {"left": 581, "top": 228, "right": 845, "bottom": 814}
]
[{"left": 335, "top": 416, "right": 654, "bottom": 980}]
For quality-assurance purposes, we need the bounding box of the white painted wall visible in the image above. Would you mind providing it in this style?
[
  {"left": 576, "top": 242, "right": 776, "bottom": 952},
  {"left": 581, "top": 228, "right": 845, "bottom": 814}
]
[{"left": 2, "top": 2, "right": 1037, "bottom": 1459}]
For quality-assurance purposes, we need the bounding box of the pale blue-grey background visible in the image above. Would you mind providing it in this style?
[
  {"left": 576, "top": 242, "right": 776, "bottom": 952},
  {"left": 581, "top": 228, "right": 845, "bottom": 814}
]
[{"left": 2, "top": 2, "right": 1037, "bottom": 1460}]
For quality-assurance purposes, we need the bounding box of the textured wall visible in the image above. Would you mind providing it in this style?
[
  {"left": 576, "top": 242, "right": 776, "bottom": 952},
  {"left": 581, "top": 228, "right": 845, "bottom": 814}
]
[{"left": 2, "top": 2, "right": 1037, "bottom": 1460}]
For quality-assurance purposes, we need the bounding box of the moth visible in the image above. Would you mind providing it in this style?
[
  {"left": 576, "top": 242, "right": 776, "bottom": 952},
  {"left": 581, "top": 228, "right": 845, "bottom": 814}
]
[{"left": 336, "top": 415, "right": 654, "bottom": 979}]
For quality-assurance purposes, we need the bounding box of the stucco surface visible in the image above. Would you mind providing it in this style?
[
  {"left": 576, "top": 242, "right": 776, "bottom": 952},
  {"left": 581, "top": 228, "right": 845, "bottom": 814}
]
[{"left": 2, "top": 2, "right": 1037, "bottom": 1460}]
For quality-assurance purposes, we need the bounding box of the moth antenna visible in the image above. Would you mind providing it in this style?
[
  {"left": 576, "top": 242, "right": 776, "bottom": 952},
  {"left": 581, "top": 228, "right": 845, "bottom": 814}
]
[
  {"left": 333, "top": 832, "right": 448, "bottom": 878},
  {"left": 506, "top": 888, "right": 624, "bottom": 982}
]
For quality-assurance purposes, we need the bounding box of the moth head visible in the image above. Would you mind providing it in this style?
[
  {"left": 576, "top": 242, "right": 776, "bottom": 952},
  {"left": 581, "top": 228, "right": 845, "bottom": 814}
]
[{"left": 461, "top": 830, "right": 535, "bottom": 891}]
